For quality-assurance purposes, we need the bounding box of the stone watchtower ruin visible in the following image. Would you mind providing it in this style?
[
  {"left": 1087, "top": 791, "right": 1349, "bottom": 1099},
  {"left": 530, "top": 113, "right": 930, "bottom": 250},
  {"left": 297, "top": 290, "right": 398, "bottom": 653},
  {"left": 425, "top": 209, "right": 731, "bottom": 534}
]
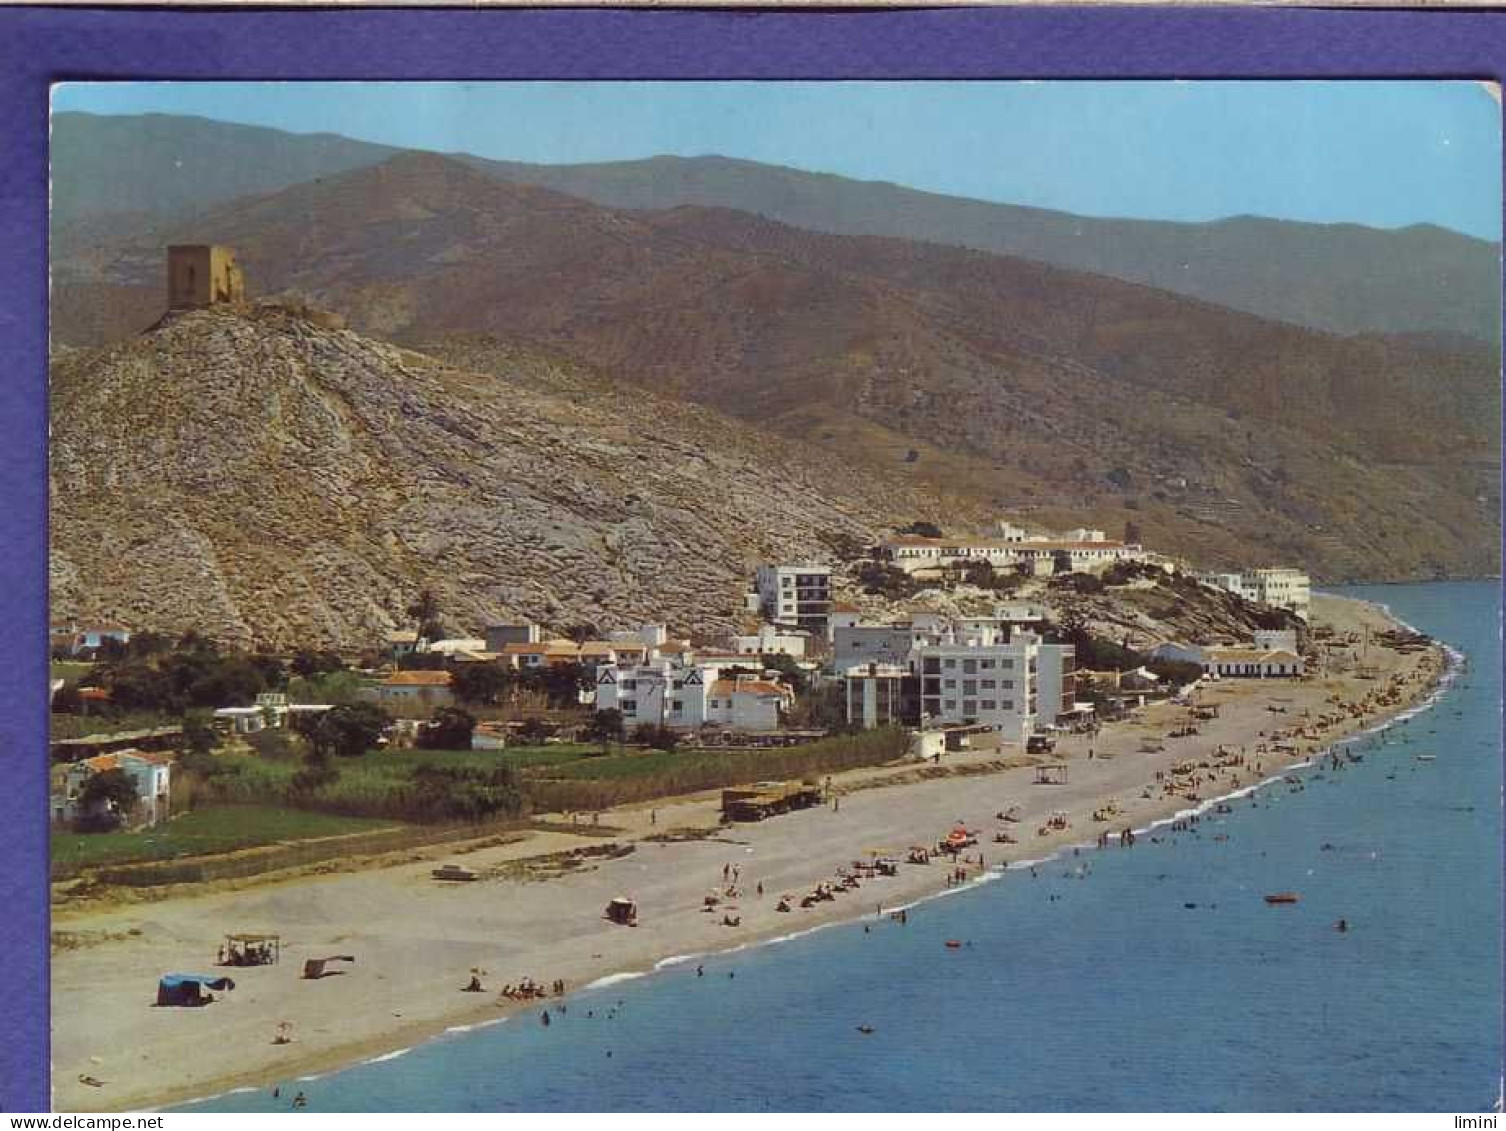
[{"left": 166, "top": 245, "right": 245, "bottom": 309}]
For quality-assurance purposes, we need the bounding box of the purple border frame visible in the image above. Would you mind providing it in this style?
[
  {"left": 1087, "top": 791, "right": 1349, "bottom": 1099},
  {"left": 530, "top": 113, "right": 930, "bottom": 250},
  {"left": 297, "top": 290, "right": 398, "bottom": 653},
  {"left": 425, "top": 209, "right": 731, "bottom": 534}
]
[{"left": 3, "top": 6, "right": 1503, "bottom": 1112}]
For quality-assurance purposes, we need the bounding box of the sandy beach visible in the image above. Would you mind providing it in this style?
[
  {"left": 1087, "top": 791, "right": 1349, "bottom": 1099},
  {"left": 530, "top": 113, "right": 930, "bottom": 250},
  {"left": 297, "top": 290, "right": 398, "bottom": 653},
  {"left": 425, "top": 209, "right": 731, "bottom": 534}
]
[{"left": 50, "top": 594, "right": 1449, "bottom": 1113}]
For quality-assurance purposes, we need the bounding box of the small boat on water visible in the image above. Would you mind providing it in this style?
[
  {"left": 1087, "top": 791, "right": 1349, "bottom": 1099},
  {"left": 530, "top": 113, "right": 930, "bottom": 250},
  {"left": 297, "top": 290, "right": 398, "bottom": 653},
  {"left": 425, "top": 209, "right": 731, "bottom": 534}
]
[
  {"left": 1415, "top": 754, "right": 1436, "bottom": 763},
  {"left": 944, "top": 939, "right": 963, "bottom": 950},
  {"left": 1264, "top": 892, "right": 1300, "bottom": 905}
]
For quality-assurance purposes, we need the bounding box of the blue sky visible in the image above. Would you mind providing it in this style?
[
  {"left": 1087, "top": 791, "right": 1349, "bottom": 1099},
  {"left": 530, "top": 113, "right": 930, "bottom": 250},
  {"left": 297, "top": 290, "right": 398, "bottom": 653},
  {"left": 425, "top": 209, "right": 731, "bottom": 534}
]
[{"left": 53, "top": 80, "right": 1501, "bottom": 240}]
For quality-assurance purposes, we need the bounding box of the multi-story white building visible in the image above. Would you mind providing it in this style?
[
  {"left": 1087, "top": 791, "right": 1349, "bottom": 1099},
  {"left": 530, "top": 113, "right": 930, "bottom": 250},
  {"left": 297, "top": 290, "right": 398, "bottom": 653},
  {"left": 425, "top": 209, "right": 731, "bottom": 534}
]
[
  {"left": 755, "top": 564, "right": 833, "bottom": 634},
  {"left": 914, "top": 627, "right": 1042, "bottom": 744},
  {"left": 1194, "top": 568, "right": 1311, "bottom": 620}
]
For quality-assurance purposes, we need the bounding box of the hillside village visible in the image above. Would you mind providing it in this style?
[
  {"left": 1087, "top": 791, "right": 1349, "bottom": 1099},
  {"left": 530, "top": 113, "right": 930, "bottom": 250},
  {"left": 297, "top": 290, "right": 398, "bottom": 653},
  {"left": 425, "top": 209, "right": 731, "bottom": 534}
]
[{"left": 49, "top": 246, "right": 1318, "bottom": 848}]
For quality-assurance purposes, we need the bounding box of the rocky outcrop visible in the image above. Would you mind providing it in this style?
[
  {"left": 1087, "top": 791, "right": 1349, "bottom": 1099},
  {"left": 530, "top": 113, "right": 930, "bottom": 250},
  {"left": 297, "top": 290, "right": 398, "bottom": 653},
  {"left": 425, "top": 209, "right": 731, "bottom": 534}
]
[{"left": 50, "top": 306, "right": 970, "bottom": 650}]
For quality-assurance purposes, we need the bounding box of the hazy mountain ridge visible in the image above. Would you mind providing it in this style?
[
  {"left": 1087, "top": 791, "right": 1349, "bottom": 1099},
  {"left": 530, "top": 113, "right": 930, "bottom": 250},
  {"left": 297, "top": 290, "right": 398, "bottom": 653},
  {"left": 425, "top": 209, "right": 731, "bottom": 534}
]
[{"left": 53, "top": 111, "right": 1501, "bottom": 342}]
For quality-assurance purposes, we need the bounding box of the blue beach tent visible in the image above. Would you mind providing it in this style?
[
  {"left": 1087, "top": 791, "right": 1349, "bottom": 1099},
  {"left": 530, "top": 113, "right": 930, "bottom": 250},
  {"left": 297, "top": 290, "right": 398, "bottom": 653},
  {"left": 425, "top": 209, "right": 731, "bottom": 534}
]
[{"left": 156, "top": 973, "right": 235, "bottom": 1007}]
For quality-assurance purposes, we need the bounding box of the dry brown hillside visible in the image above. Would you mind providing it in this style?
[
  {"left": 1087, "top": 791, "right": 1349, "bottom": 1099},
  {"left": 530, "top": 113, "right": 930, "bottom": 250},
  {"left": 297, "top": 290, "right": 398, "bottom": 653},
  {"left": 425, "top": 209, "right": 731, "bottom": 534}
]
[{"left": 50, "top": 305, "right": 974, "bottom": 650}]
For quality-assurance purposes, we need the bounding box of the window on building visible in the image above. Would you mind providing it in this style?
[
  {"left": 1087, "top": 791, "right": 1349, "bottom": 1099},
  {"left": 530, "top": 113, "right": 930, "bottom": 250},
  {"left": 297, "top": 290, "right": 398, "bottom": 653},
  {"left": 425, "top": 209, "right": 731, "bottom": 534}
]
[
  {"left": 1001, "top": 659, "right": 1015, "bottom": 669},
  {"left": 943, "top": 699, "right": 956, "bottom": 711},
  {"left": 981, "top": 700, "right": 996, "bottom": 711},
  {"left": 943, "top": 659, "right": 956, "bottom": 670},
  {"left": 962, "top": 659, "right": 977, "bottom": 674},
  {"left": 980, "top": 658, "right": 996, "bottom": 669},
  {"left": 944, "top": 679, "right": 956, "bottom": 690},
  {"left": 981, "top": 679, "right": 996, "bottom": 690},
  {"left": 621, "top": 699, "right": 637, "bottom": 712},
  {"left": 963, "top": 680, "right": 977, "bottom": 695},
  {"left": 963, "top": 700, "right": 977, "bottom": 715}
]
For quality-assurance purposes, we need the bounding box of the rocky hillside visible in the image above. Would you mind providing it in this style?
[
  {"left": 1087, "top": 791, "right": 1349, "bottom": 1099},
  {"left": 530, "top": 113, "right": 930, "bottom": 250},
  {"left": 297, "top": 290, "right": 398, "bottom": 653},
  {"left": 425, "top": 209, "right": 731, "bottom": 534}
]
[{"left": 50, "top": 305, "right": 972, "bottom": 650}]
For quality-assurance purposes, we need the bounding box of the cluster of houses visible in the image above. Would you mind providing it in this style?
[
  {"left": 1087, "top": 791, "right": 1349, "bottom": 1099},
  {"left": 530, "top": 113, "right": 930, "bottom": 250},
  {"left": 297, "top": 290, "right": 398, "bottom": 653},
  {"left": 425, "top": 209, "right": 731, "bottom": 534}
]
[
  {"left": 48, "top": 516, "right": 1315, "bottom": 830},
  {"left": 868, "top": 520, "right": 1312, "bottom": 624}
]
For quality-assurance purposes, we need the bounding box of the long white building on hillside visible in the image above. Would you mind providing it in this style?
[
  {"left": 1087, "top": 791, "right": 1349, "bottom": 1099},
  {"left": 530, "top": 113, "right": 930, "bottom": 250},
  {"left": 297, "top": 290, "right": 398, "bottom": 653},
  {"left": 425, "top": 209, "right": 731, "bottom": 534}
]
[{"left": 1194, "top": 567, "right": 1311, "bottom": 620}]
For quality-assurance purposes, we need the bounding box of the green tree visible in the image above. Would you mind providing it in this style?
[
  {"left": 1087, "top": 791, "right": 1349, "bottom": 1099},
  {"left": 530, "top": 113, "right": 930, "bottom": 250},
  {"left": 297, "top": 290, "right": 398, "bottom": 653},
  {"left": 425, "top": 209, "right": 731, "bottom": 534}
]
[
  {"left": 632, "top": 723, "right": 680, "bottom": 751},
  {"left": 516, "top": 718, "right": 550, "bottom": 745},
  {"left": 406, "top": 589, "right": 446, "bottom": 642},
  {"left": 759, "top": 653, "right": 809, "bottom": 696},
  {"left": 583, "top": 708, "right": 625, "bottom": 748},
  {"left": 287, "top": 669, "right": 365, "bottom": 706},
  {"left": 179, "top": 708, "right": 220, "bottom": 777},
  {"left": 296, "top": 703, "right": 390, "bottom": 760},
  {"left": 898, "top": 520, "right": 943, "bottom": 538},
  {"left": 451, "top": 662, "right": 512, "bottom": 707},
  {"left": 418, "top": 706, "right": 476, "bottom": 750},
  {"left": 78, "top": 767, "right": 139, "bottom": 822},
  {"left": 291, "top": 649, "right": 346, "bottom": 679},
  {"left": 541, "top": 662, "right": 589, "bottom": 708}
]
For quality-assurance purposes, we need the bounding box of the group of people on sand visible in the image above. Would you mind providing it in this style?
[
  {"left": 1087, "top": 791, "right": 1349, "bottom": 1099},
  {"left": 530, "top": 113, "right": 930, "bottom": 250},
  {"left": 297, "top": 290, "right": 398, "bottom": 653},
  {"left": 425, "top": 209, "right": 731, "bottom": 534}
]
[
  {"left": 218, "top": 941, "right": 274, "bottom": 967},
  {"left": 475, "top": 976, "right": 566, "bottom": 1001}
]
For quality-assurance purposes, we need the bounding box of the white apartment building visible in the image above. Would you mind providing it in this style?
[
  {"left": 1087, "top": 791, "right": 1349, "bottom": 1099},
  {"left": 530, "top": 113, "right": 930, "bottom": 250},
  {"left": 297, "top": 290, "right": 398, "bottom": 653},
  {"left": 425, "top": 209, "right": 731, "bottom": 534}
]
[
  {"left": 1194, "top": 568, "right": 1311, "bottom": 620},
  {"left": 755, "top": 564, "right": 833, "bottom": 634},
  {"left": 915, "top": 627, "right": 1041, "bottom": 745}
]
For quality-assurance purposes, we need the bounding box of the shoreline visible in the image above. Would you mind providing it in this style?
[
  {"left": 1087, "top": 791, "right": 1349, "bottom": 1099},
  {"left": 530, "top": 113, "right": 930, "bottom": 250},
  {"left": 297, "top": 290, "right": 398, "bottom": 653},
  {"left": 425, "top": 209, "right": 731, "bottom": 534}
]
[{"left": 52, "top": 595, "right": 1453, "bottom": 1114}]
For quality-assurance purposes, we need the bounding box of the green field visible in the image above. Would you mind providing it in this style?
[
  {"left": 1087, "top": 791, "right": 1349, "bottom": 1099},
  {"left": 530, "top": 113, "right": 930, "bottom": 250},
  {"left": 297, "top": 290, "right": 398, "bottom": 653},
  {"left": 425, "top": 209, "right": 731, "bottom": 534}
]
[
  {"left": 51, "top": 805, "right": 399, "bottom": 870},
  {"left": 49, "top": 661, "right": 95, "bottom": 682}
]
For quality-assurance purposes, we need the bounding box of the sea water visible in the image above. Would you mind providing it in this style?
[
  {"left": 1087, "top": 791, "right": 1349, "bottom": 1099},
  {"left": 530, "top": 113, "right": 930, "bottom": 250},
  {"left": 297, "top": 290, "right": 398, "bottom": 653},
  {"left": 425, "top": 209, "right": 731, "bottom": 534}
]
[{"left": 186, "top": 581, "right": 1502, "bottom": 1112}]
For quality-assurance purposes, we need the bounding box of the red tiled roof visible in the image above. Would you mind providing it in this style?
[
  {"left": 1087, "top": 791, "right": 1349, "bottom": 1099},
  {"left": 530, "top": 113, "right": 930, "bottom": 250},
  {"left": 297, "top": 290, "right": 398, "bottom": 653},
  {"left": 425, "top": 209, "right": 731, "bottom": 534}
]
[{"left": 383, "top": 670, "right": 453, "bottom": 687}]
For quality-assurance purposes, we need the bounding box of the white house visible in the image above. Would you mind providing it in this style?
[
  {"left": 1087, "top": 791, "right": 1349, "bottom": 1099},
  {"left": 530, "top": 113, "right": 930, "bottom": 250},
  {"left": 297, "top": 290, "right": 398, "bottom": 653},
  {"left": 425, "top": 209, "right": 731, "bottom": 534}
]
[
  {"left": 731, "top": 625, "right": 808, "bottom": 658},
  {"left": 705, "top": 677, "right": 793, "bottom": 731},
  {"left": 55, "top": 749, "right": 175, "bottom": 828},
  {"left": 1254, "top": 628, "right": 1300, "bottom": 654},
  {"left": 1203, "top": 648, "right": 1305, "bottom": 678},
  {"left": 365, "top": 670, "right": 454, "bottom": 707}
]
